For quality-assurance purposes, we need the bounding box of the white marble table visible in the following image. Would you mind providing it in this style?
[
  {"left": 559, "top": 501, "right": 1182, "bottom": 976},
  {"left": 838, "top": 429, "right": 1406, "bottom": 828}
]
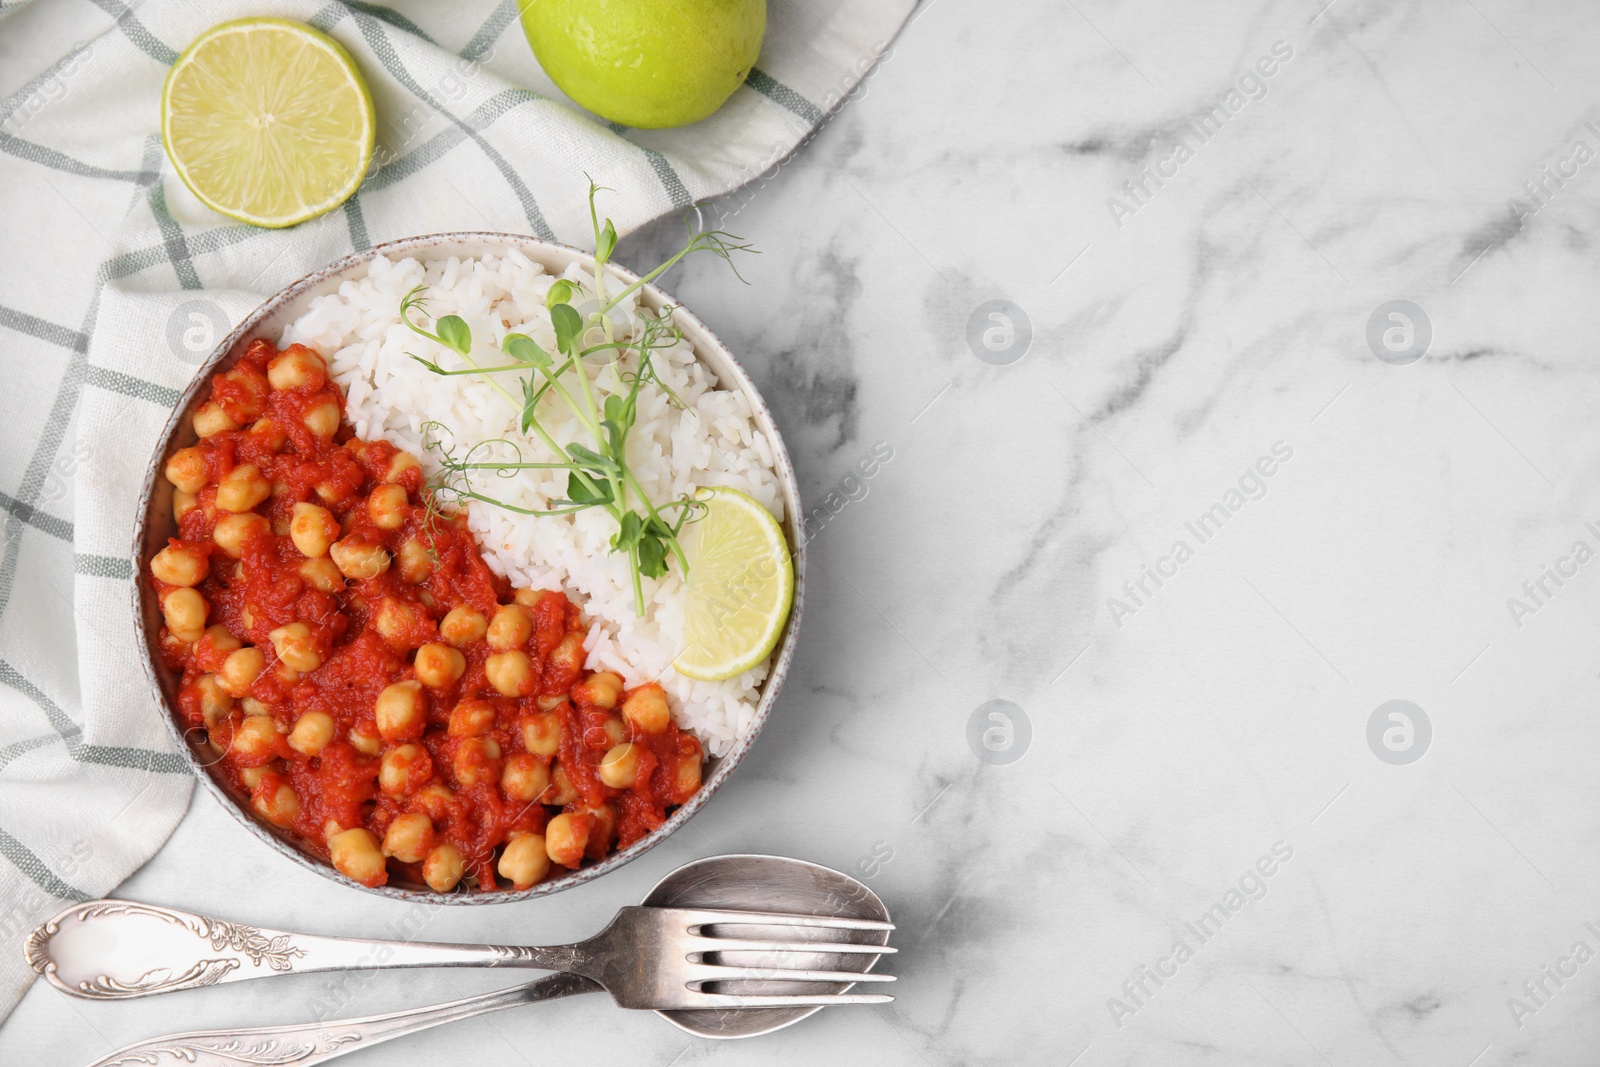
[{"left": 10, "top": 1, "right": 1600, "bottom": 1063}]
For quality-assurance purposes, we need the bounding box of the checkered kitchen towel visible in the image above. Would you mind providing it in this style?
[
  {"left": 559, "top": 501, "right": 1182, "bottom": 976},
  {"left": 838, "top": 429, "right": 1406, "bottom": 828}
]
[{"left": 0, "top": 0, "right": 914, "bottom": 1018}]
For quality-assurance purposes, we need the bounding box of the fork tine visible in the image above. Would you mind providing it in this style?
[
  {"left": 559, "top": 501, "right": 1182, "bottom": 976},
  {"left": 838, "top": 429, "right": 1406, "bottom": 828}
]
[
  {"left": 677, "top": 908, "right": 895, "bottom": 931},
  {"left": 694, "top": 967, "right": 897, "bottom": 983},
  {"left": 692, "top": 937, "right": 898, "bottom": 955},
  {"left": 683, "top": 991, "right": 895, "bottom": 1008}
]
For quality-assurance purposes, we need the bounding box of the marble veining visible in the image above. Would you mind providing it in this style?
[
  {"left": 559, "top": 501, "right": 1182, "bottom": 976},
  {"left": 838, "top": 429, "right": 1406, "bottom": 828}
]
[{"left": 12, "top": 0, "right": 1600, "bottom": 1064}]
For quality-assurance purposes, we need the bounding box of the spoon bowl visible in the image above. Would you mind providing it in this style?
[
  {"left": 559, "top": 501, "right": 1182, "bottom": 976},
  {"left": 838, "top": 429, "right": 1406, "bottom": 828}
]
[{"left": 640, "top": 854, "right": 895, "bottom": 1038}]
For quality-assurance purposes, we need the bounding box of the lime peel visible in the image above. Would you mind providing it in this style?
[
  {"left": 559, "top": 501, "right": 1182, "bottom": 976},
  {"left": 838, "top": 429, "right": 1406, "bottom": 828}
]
[{"left": 520, "top": 0, "right": 766, "bottom": 129}]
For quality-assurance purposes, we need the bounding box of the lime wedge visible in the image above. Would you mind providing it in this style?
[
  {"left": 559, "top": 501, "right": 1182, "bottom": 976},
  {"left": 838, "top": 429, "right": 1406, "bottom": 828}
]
[
  {"left": 161, "top": 18, "right": 375, "bottom": 229},
  {"left": 674, "top": 487, "right": 795, "bottom": 682}
]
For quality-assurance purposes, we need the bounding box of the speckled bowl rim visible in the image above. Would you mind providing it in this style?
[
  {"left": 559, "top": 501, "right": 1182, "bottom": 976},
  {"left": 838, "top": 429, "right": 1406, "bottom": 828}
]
[{"left": 131, "top": 232, "right": 805, "bottom": 904}]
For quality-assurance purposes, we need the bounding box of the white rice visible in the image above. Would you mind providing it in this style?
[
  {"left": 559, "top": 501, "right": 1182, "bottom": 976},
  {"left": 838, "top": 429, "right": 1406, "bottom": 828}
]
[{"left": 279, "top": 251, "right": 784, "bottom": 756}]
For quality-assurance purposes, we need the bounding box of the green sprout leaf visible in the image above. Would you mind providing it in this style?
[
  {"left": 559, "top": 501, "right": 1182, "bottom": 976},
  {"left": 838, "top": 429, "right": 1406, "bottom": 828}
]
[
  {"left": 550, "top": 303, "right": 582, "bottom": 356},
  {"left": 503, "top": 333, "right": 552, "bottom": 368},
  {"left": 564, "top": 470, "right": 612, "bottom": 506},
  {"left": 435, "top": 315, "right": 472, "bottom": 356},
  {"left": 637, "top": 532, "right": 669, "bottom": 579},
  {"left": 564, "top": 442, "right": 613, "bottom": 473},
  {"left": 546, "top": 279, "right": 576, "bottom": 309},
  {"left": 518, "top": 376, "right": 538, "bottom": 434},
  {"left": 612, "top": 510, "right": 643, "bottom": 553},
  {"left": 597, "top": 219, "right": 617, "bottom": 264}
]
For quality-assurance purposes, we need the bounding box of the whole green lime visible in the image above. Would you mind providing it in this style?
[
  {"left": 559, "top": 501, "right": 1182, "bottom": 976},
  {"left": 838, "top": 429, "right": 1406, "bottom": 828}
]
[{"left": 520, "top": 0, "right": 766, "bottom": 129}]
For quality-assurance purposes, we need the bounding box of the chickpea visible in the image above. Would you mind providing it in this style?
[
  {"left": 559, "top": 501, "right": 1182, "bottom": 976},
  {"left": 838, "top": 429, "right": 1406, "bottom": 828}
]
[
  {"left": 379, "top": 743, "right": 430, "bottom": 795},
  {"left": 621, "top": 684, "right": 670, "bottom": 734},
  {"left": 375, "top": 681, "right": 425, "bottom": 740},
  {"left": 289, "top": 502, "right": 338, "bottom": 558},
  {"left": 165, "top": 447, "right": 209, "bottom": 494},
  {"left": 485, "top": 651, "right": 532, "bottom": 697},
  {"left": 201, "top": 624, "right": 242, "bottom": 656},
  {"left": 385, "top": 450, "right": 420, "bottom": 484},
  {"left": 237, "top": 763, "right": 272, "bottom": 790},
  {"left": 348, "top": 722, "right": 382, "bottom": 756},
  {"left": 422, "top": 843, "right": 465, "bottom": 892},
  {"left": 213, "top": 513, "right": 269, "bottom": 558},
  {"left": 161, "top": 588, "right": 208, "bottom": 643},
  {"left": 535, "top": 694, "right": 568, "bottom": 712},
  {"left": 439, "top": 606, "right": 487, "bottom": 647},
  {"left": 498, "top": 832, "right": 551, "bottom": 890},
  {"left": 600, "top": 716, "right": 627, "bottom": 747},
  {"left": 397, "top": 539, "right": 433, "bottom": 584},
  {"left": 415, "top": 783, "right": 457, "bottom": 821},
  {"left": 223, "top": 365, "right": 269, "bottom": 419},
  {"left": 381, "top": 813, "right": 434, "bottom": 864},
  {"left": 173, "top": 489, "right": 198, "bottom": 523},
  {"left": 328, "top": 828, "right": 386, "bottom": 886},
  {"left": 372, "top": 598, "right": 424, "bottom": 648},
  {"left": 150, "top": 543, "right": 208, "bottom": 587},
  {"left": 368, "top": 484, "right": 409, "bottom": 531},
  {"left": 330, "top": 537, "right": 389, "bottom": 580},
  {"left": 545, "top": 761, "right": 578, "bottom": 806},
  {"left": 302, "top": 399, "right": 341, "bottom": 438},
  {"left": 241, "top": 696, "right": 273, "bottom": 717},
  {"left": 314, "top": 477, "right": 355, "bottom": 507},
  {"left": 500, "top": 753, "right": 550, "bottom": 803},
  {"left": 572, "top": 671, "right": 623, "bottom": 710},
  {"left": 513, "top": 588, "right": 548, "bottom": 609},
  {"left": 544, "top": 812, "right": 590, "bottom": 869},
  {"left": 246, "top": 417, "right": 287, "bottom": 453},
  {"left": 585, "top": 802, "right": 618, "bottom": 854},
  {"left": 549, "top": 631, "right": 586, "bottom": 674},
  {"left": 672, "top": 752, "right": 703, "bottom": 802},
  {"left": 194, "top": 674, "right": 233, "bottom": 725},
  {"left": 451, "top": 736, "right": 501, "bottom": 787},
  {"left": 410, "top": 643, "right": 464, "bottom": 689},
  {"left": 193, "top": 400, "right": 239, "bottom": 438},
  {"left": 298, "top": 556, "right": 344, "bottom": 593},
  {"left": 267, "top": 347, "right": 327, "bottom": 391},
  {"left": 230, "top": 714, "right": 280, "bottom": 761},
  {"left": 448, "top": 698, "right": 496, "bottom": 737},
  {"left": 217, "top": 647, "right": 264, "bottom": 697},
  {"left": 486, "top": 604, "right": 533, "bottom": 651},
  {"left": 215, "top": 464, "right": 270, "bottom": 513},
  {"left": 598, "top": 743, "right": 642, "bottom": 789},
  {"left": 252, "top": 781, "right": 301, "bottom": 828},
  {"left": 520, "top": 711, "right": 561, "bottom": 757},
  {"left": 287, "top": 711, "right": 335, "bottom": 756},
  {"left": 269, "top": 622, "right": 323, "bottom": 673}
]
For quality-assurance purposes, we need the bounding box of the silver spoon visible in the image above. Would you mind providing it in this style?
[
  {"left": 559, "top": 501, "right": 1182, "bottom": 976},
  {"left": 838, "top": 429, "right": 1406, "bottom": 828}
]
[{"left": 30, "top": 854, "right": 894, "bottom": 1062}]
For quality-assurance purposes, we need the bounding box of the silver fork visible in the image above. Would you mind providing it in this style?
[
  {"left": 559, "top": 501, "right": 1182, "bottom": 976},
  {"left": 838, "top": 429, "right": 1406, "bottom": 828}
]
[
  {"left": 61, "top": 905, "right": 896, "bottom": 1067},
  {"left": 29, "top": 899, "right": 897, "bottom": 1008}
]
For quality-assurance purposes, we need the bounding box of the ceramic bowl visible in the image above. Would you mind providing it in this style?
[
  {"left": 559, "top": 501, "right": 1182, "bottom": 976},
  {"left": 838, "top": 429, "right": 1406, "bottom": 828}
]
[{"left": 132, "top": 233, "right": 804, "bottom": 902}]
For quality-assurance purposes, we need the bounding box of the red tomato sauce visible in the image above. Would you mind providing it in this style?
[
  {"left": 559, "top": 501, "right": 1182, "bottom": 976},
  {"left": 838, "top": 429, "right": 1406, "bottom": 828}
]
[{"left": 148, "top": 339, "right": 702, "bottom": 891}]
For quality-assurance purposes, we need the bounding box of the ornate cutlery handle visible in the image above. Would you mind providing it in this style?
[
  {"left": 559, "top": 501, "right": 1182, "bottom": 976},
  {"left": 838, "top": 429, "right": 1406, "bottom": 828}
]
[
  {"left": 84, "top": 971, "right": 599, "bottom": 1066},
  {"left": 28, "top": 900, "right": 593, "bottom": 1000}
]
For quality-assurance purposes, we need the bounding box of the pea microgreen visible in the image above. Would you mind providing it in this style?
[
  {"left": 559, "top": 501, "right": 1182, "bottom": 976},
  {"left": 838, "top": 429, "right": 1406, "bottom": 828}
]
[{"left": 402, "top": 180, "right": 754, "bottom": 614}]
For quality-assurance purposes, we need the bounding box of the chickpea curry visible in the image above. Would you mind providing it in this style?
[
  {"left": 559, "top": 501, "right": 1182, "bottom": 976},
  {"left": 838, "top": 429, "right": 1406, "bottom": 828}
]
[{"left": 147, "top": 339, "right": 704, "bottom": 891}]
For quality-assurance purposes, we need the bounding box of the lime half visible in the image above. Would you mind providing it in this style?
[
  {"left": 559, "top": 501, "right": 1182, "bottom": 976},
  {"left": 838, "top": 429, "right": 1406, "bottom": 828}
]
[
  {"left": 674, "top": 487, "right": 794, "bottom": 682},
  {"left": 162, "top": 18, "right": 375, "bottom": 228}
]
